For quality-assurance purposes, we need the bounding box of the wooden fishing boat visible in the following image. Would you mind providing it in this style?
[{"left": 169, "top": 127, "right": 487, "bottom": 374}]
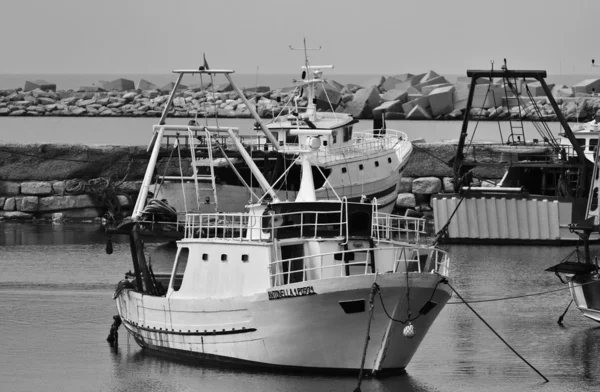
[{"left": 108, "top": 67, "right": 452, "bottom": 375}]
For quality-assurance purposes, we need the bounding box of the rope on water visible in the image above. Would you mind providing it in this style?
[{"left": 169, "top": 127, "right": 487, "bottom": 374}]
[
  {"left": 446, "top": 278, "right": 600, "bottom": 304},
  {"left": 439, "top": 276, "right": 549, "bottom": 382}
]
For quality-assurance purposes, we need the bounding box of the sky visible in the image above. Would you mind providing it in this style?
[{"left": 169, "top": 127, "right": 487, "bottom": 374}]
[{"left": 0, "top": 0, "right": 597, "bottom": 76}]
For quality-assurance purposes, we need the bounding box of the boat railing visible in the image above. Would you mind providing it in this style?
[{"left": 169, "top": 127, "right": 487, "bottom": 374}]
[
  {"left": 184, "top": 212, "right": 257, "bottom": 241},
  {"left": 372, "top": 212, "right": 426, "bottom": 244},
  {"left": 268, "top": 245, "right": 450, "bottom": 287},
  {"left": 183, "top": 207, "right": 347, "bottom": 242},
  {"left": 182, "top": 207, "right": 425, "bottom": 243}
]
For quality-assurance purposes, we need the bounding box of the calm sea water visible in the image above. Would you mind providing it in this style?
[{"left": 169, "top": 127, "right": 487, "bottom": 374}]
[
  {"left": 1, "top": 222, "right": 599, "bottom": 392},
  {"left": 0, "top": 117, "right": 577, "bottom": 146}
]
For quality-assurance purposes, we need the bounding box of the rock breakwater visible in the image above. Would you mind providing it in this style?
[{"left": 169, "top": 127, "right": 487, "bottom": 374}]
[{"left": 3, "top": 73, "right": 600, "bottom": 121}]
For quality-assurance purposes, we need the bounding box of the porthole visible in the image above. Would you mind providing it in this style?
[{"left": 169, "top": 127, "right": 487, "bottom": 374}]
[
  {"left": 388, "top": 157, "right": 392, "bottom": 164},
  {"left": 221, "top": 254, "right": 227, "bottom": 262},
  {"left": 342, "top": 167, "right": 347, "bottom": 173},
  {"left": 359, "top": 164, "right": 364, "bottom": 170},
  {"left": 375, "top": 161, "right": 379, "bottom": 167},
  {"left": 242, "top": 254, "right": 249, "bottom": 262},
  {"left": 202, "top": 253, "right": 208, "bottom": 261}
]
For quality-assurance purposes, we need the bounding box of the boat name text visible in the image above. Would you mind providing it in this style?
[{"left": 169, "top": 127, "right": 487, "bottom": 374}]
[{"left": 268, "top": 286, "right": 316, "bottom": 300}]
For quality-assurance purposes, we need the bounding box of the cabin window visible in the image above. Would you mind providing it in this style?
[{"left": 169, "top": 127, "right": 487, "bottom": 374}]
[
  {"left": 359, "top": 164, "right": 364, "bottom": 170},
  {"left": 388, "top": 157, "right": 392, "bottom": 164},
  {"left": 202, "top": 253, "right": 208, "bottom": 261},
  {"left": 286, "top": 135, "right": 299, "bottom": 144},
  {"left": 171, "top": 247, "right": 190, "bottom": 291},
  {"left": 242, "top": 254, "right": 249, "bottom": 262},
  {"left": 332, "top": 131, "right": 337, "bottom": 144},
  {"left": 221, "top": 254, "right": 227, "bottom": 262},
  {"left": 576, "top": 138, "right": 586, "bottom": 148},
  {"left": 375, "top": 161, "right": 379, "bottom": 167},
  {"left": 343, "top": 126, "right": 353, "bottom": 142},
  {"left": 342, "top": 167, "right": 347, "bottom": 173},
  {"left": 590, "top": 138, "right": 598, "bottom": 152}
]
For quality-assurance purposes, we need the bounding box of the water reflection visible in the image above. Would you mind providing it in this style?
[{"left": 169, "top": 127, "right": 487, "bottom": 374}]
[{"left": 567, "top": 326, "right": 600, "bottom": 381}]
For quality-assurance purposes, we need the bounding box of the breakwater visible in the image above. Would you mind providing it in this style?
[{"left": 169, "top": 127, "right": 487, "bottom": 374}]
[
  {"left": 2, "top": 72, "right": 600, "bottom": 121},
  {"left": 0, "top": 142, "right": 488, "bottom": 222}
]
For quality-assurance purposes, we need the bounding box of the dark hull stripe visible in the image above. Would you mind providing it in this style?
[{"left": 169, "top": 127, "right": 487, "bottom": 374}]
[
  {"left": 123, "top": 318, "right": 256, "bottom": 336},
  {"left": 347, "top": 184, "right": 397, "bottom": 202}
]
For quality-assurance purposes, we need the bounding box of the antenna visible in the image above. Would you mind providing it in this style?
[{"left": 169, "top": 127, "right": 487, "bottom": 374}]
[{"left": 290, "top": 38, "right": 322, "bottom": 79}]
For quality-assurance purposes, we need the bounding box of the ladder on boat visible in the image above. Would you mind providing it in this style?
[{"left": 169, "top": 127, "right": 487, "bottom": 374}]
[
  {"left": 501, "top": 74, "right": 526, "bottom": 145},
  {"left": 158, "top": 127, "right": 220, "bottom": 213}
]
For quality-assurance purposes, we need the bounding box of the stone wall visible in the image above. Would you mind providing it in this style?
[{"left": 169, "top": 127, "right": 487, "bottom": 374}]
[{"left": 0, "top": 142, "right": 500, "bottom": 221}]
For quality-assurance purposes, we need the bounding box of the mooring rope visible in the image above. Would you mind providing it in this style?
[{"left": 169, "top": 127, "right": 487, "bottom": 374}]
[
  {"left": 446, "top": 278, "right": 600, "bottom": 304},
  {"left": 439, "top": 275, "right": 549, "bottom": 382}
]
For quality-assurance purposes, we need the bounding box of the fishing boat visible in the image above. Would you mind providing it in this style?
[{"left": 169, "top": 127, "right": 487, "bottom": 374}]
[
  {"left": 432, "top": 62, "right": 592, "bottom": 244},
  {"left": 557, "top": 118, "right": 600, "bottom": 163},
  {"left": 546, "top": 140, "right": 600, "bottom": 323},
  {"left": 108, "top": 68, "right": 451, "bottom": 375},
  {"left": 154, "top": 47, "right": 412, "bottom": 215}
]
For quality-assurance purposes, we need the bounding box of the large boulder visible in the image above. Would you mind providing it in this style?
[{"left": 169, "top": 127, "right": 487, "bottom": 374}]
[
  {"left": 381, "top": 76, "right": 404, "bottom": 92},
  {"left": 314, "top": 83, "right": 342, "bottom": 110},
  {"left": 398, "top": 177, "right": 414, "bottom": 193},
  {"left": 0, "top": 211, "right": 33, "bottom": 220},
  {"left": 20, "top": 196, "right": 39, "bottom": 212},
  {"left": 572, "top": 79, "right": 600, "bottom": 95},
  {"left": 390, "top": 73, "right": 414, "bottom": 82},
  {"left": 160, "top": 82, "right": 188, "bottom": 92},
  {"left": 413, "top": 75, "right": 449, "bottom": 93},
  {"left": 395, "top": 193, "right": 416, "bottom": 209},
  {"left": 412, "top": 177, "right": 442, "bottom": 194},
  {"left": 4, "top": 197, "right": 16, "bottom": 211},
  {"left": 326, "top": 80, "right": 345, "bottom": 92},
  {"left": 372, "top": 100, "right": 404, "bottom": 117},
  {"left": 421, "top": 83, "right": 453, "bottom": 96},
  {"left": 402, "top": 95, "right": 431, "bottom": 114},
  {"left": 363, "top": 76, "right": 386, "bottom": 90},
  {"left": 343, "top": 86, "right": 381, "bottom": 119},
  {"left": 38, "top": 195, "right": 98, "bottom": 211},
  {"left": 428, "top": 86, "right": 455, "bottom": 117},
  {"left": 0, "top": 181, "right": 21, "bottom": 195},
  {"left": 20, "top": 181, "right": 52, "bottom": 196},
  {"left": 137, "top": 79, "right": 158, "bottom": 90},
  {"left": 394, "top": 73, "right": 426, "bottom": 90},
  {"left": 524, "top": 81, "right": 553, "bottom": 97},
  {"left": 405, "top": 105, "right": 432, "bottom": 120},
  {"left": 24, "top": 80, "right": 56, "bottom": 92},
  {"left": 102, "top": 78, "right": 135, "bottom": 91},
  {"left": 381, "top": 88, "right": 408, "bottom": 103}
]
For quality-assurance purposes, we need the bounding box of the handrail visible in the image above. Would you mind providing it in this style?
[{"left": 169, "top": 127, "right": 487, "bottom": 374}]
[
  {"left": 268, "top": 245, "right": 450, "bottom": 287},
  {"left": 182, "top": 208, "right": 425, "bottom": 243}
]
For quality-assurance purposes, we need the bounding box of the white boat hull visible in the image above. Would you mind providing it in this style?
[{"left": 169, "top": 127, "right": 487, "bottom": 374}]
[
  {"left": 115, "top": 273, "right": 451, "bottom": 374},
  {"left": 569, "top": 274, "right": 600, "bottom": 323}
]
